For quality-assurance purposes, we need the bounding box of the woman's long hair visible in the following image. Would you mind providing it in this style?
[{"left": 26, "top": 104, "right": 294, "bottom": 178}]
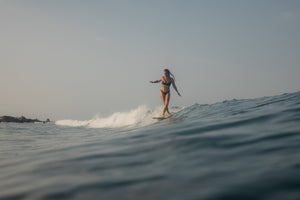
[{"left": 164, "top": 69, "right": 175, "bottom": 81}]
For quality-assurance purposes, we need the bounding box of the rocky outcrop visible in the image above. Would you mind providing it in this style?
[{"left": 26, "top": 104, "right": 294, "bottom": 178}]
[{"left": 0, "top": 116, "right": 50, "bottom": 123}]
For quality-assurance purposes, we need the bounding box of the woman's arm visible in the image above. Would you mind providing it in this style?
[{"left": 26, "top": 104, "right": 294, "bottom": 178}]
[
  {"left": 171, "top": 79, "right": 181, "bottom": 96},
  {"left": 150, "top": 77, "right": 162, "bottom": 83}
]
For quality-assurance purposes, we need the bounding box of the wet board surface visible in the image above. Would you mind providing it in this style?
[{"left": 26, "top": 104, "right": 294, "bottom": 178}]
[{"left": 152, "top": 115, "right": 172, "bottom": 120}]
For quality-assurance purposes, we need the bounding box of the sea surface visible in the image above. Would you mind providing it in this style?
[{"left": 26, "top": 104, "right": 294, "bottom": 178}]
[{"left": 1, "top": 91, "right": 300, "bottom": 200}]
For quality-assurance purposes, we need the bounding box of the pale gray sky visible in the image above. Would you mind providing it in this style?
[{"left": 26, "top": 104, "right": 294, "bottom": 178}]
[{"left": 1, "top": 0, "right": 299, "bottom": 120}]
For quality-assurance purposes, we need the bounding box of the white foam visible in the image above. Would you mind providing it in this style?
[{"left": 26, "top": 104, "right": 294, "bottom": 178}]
[{"left": 55, "top": 105, "right": 181, "bottom": 128}]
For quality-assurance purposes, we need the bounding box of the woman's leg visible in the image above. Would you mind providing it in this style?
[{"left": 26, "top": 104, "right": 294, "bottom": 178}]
[
  {"left": 164, "top": 93, "right": 171, "bottom": 115},
  {"left": 160, "top": 91, "right": 166, "bottom": 117}
]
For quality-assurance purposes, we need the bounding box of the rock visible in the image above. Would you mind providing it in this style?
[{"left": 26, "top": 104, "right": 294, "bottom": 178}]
[{"left": 0, "top": 116, "right": 50, "bottom": 123}]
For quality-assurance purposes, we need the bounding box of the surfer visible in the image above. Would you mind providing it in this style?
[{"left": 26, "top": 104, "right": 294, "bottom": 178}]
[{"left": 150, "top": 69, "right": 181, "bottom": 117}]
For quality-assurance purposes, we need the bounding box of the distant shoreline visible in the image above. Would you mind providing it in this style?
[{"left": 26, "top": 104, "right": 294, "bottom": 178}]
[{"left": 0, "top": 116, "right": 50, "bottom": 123}]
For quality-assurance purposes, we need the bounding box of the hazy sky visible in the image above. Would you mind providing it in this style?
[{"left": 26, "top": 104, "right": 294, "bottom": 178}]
[{"left": 1, "top": 0, "right": 299, "bottom": 120}]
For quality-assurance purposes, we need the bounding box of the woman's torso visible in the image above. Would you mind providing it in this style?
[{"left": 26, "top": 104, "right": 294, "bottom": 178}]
[{"left": 161, "top": 76, "right": 172, "bottom": 92}]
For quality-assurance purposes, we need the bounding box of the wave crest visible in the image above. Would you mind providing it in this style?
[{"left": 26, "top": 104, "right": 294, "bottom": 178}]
[{"left": 55, "top": 105, "right": 181, "bottom": 128}]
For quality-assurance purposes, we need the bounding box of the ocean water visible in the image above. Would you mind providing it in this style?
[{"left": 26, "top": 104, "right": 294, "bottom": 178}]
[{"left": 1, "top": 91, "right": 300, "bottom": 200}]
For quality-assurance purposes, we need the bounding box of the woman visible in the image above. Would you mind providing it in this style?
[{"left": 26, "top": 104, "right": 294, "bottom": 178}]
[{"left": 150, "top": 69, "right": 181, "bottom": 117}]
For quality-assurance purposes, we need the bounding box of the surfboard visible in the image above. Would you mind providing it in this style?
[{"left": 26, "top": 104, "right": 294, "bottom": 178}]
[
  {"left": 152, "top": 115, "right": 172, "bottom": 120},
  {"left": 152, "top": 117, "right": 166, "bottom": 120}
]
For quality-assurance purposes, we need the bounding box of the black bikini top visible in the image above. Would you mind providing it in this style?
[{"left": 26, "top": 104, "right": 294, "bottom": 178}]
[{"left": 162, "top": 81, "right": 171, "bottom": 86}]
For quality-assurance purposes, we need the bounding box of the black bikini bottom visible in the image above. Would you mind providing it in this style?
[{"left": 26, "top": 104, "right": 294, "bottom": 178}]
[{"left": 160, "top": 90, "right": 170, "bottom": 95}]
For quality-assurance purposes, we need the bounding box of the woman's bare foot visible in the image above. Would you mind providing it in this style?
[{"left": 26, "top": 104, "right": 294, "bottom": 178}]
[{"left": 161, "top": 114, "right": 165, "bottom": 118}]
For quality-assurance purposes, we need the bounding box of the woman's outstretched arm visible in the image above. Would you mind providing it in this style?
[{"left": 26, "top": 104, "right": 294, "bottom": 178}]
[
  {"left": 171, "top": 79, "right": 181, "bottom": 96},
  {"left": 150, "top": 77, "right": 162, "bottom": 83}
]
